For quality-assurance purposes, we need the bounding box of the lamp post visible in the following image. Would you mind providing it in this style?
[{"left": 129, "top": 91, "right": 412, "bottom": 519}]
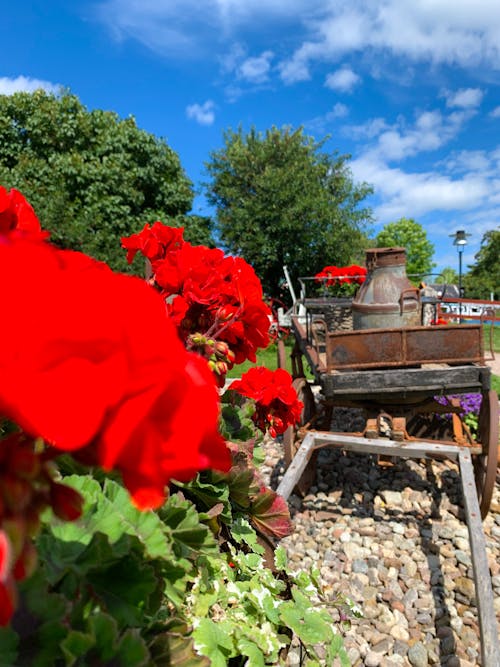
[{"left": 450, "top": 230, "right": 470, "bottom": 323}]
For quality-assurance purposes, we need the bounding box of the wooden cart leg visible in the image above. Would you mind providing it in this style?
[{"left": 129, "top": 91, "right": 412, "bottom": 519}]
[
  {"left": 283, "top": 378, "right": 317, "bottom": 495},
  {"left": 458, "top": 447, "right": 500, "bottom": 666},
  {"left": 474, "top": 389, "right": 499, "bottom": 519}
]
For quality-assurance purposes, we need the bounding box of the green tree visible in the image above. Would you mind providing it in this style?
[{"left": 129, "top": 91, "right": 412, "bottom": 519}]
[
  {"left": 464, "top": 229, "right": 500, "bottom": 299},
  {"left": 436, "top": 266, "right": 458, "bottom": 285},
  {"left": 0, "top": 90, "right": 212, "bottom": 272},
  {"left": 204, "top": 126, "right": 373, "bottom": 296},
  {"left": 375, "top": 217, "right": 435, "bottom": 282}
]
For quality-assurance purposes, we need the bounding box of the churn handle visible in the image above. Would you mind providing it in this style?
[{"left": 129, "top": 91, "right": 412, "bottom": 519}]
[{"left": 399, "top": 287, "right": 420, "bottom": 315}]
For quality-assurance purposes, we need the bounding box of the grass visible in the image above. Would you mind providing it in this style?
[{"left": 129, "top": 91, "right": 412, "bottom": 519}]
[{"left": 226, "top": 339, "right": 293, "bottom": 378}]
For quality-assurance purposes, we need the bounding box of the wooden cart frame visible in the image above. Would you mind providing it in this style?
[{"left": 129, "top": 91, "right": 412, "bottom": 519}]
[{"left": 277, "top": 313, "right": 500, "bottom": 665}]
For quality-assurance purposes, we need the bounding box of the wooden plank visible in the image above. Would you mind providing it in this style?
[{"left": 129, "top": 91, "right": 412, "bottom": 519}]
[
  {"left": 458, "top": 448, "right": 500, "bottom": 667},
  {"left": 276, "top": 432, "right": 316, "bottom": 501},
  {"left": 320, "top": 364, "right": 489, "bottom": 400}
]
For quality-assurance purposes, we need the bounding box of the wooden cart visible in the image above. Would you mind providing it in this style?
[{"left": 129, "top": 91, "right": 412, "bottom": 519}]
[{"left": 276, "top": 307, "right": 499, "bottom": 665}]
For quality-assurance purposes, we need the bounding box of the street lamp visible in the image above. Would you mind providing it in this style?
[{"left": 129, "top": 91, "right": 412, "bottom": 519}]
[{"left": 450, "top": 230, "right": 471, "bottom": 323}]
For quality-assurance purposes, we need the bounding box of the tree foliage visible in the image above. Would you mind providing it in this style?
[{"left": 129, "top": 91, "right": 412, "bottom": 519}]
[
  {"left": 464, "top": 229, "right": 500, "bottom": 299},
  {"left": 375, "top": 217, "right": 435, "bottom": 281},
  {"left": 205, "top": 126, "right": 373, "bottom": 296},
  {"left": 0, "top": 90, "right": 212, "bottom": 272},
  {"left": 436, "top": 266, "right": 459, "bottom": 285}
]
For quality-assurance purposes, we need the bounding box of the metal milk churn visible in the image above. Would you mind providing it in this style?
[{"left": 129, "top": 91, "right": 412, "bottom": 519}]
[{"left": 352, "top": 247, "right": 421, "bottom": 329}]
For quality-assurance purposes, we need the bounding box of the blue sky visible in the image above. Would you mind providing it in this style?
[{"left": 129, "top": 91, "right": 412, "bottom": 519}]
[{"left": 2, "top": 1, "right": 500, "bottom": 277}]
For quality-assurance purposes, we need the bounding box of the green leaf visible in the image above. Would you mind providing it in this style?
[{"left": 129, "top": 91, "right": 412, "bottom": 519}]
[
  {"left": 115, "top": 629, "right": 150, "bottom": 667},
  {"left": 237, "top": 637, "right": 266, "bottom": 666},
  {"left": 87, "top": 556, "right": 159, "bottom": 625},
  {"left": 60, "top": 630, "right": 94, "bottom": 665},
  {"left": 88, "top": 613, "right": 120, "bottom": 661},
  {"left": 193, "top": 618, "right": 234, "bottom": 667},
  {"left": 279, "top": 605, "right": 333, "bottom": 645},
  {"left": 274, "top": 545, "right": 288, "bottom": 571},
  {"left": 230, "top": 516, "right": 265, "bottom": 555}
]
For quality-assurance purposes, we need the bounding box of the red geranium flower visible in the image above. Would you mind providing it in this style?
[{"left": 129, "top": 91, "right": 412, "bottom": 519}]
[
  {"left": 0, "top": 186, "right": 48, "bottom": 240},
  {"left": 121, "top": 222, "right": 185, "bottom": 264},
  {"left": 230, "top": 367, "right": 303, "bottom": 437},
  {"left": 0, "top": 235, "right": 231, "bottom": 510}
]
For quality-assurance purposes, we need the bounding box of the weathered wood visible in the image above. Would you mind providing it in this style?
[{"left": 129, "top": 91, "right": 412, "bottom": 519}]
[
  {"left": 458, "top": 448, "right": 500, "bottom": 667},
  {"left": 277, "top": 432, "right": 316, "bottom": 501},
  {"left": 320, "top": 365, "right": 489, "bottom": 400}
]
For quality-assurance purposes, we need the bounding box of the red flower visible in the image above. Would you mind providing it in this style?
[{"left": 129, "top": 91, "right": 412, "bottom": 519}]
[
  {"left": 0, "top": 530, "right": 15, "bottom": 627},
  {"left": 315, "top": 264, "right": 367, "bottom": 286},
  {"left": 121, "top": 222, "right": 184, "bottom": 264},
  {"left": 230, "top": 368, "right": 303, "bottom": 437},
  {"left": 0, "top": 186, "right": 48, "bottom": 240},
  {"left": 0, "top": 235, "right": 231, "bottom": 509}
]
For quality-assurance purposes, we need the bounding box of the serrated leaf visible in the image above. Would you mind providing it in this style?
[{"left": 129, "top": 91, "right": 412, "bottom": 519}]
[
  {"left": 237, "top": 637, "right": 265, "bottom": 666},
  {"left": 226, "top": 468, "right": 258, "bottom": 509},
  {"left": 87, "top": 556, "right": 159, "bottom": 625},
  {"left": 230, "top": 517, "right": 265, "bottom": 555},
  {"left": 115, "top": 628, "right": 150, "bottom": 666},
  {"left": 279, "top": 605, "right": 332, "bottom": 645},
  {"left": 88, "top": 613, "right": 119, "bottom": 661},
  {"left": 274, "top": 546, "right": 288, "bottom": 571},
  {"left": 60, "top": 630, "right": 94, "bottom": 664},
  {"left": 248, "top": 490, "right": 293, "bottom": 539},
  {"left": 174, "top": 476, "right": 232, "bottom": 523},
  {"left": 193, "top": 618, "right": 234, "bottom": 667}
]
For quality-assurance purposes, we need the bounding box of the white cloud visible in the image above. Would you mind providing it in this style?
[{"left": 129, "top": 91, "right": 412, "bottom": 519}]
[
  {"left": 279, "top": 1, "right": 500, "bottom": 81},
  {"left": 325, "top": 65, "right": 360, "bottom": 93},
  {"left": 238, "top": 51, "right": 274, "bottom": 84},
  {"left": 305, "top": 103, "right": 349, "bottom": 134},
  {"left": 330, "top": 102, "right": 349, "bottom": 119},
  {"left": 490, "top": 106, "right": 500, "bottom": 118},
  {"left": 0, "top": 75, "right": 60, "bottom": 95},
  {"left": 279, "top": 57, "right": 310, "bottom": 84},
  {"left": 344, "top": 108, "right": 474, "bottom": 163},
  {"left": 186, "top": 100, "right": 215, "bottom": 125},
  {"left": 442, "top": 87, "right": 484, "bottom": 109}
]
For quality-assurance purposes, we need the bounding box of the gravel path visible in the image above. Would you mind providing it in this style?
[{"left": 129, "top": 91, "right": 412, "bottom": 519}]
[{"left": 262, "top": 434, "right": 500, "bottom": 666}]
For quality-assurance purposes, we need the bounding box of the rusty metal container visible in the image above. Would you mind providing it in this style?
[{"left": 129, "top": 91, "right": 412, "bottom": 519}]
[{"left": 352, "top": 247, "right": 420, "bottom": 329}]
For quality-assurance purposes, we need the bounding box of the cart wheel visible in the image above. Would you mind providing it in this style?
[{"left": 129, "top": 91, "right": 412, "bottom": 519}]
[
  {"left": 277, "top": 337, "right": 288, "bottom": 371},
  {"left": 473, "top": 389, "right": 499, "bottom": 519},
  {"left": 283, "top": 378, "right": 317, "bottom": 495}
]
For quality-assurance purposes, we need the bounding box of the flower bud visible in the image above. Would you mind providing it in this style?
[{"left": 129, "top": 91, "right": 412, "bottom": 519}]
[
  {"left": 214, "top": 341, "right": 229, "bottom": 357},
  {"left": 50, "top": 483, "right": 83, "bottom": 521}
]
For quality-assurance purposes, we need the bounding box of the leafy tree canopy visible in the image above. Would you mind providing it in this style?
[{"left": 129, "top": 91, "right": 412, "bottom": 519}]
[
  {"left": 0, "top": 90, "right": 213, "bottom": 272},
  {"left": 375, "top": 217, "right": 435, "bottom": 282},
  {"left": 204, "top": 126, "right": 373, "bottom": 296},
  {"left": 464, "top": 229, "right": 500, "bottom": 299},
  {"left": 435, "top": 266, "right": 459, "bottom": 285}
]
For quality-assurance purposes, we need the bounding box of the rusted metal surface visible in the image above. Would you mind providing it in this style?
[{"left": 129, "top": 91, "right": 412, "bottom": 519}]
[
  {"left": 352, "top": 247, "right": 421, "bottom": 329},
  {"left": 326, "top": 324, "right": 483, "bottom": 370}
]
